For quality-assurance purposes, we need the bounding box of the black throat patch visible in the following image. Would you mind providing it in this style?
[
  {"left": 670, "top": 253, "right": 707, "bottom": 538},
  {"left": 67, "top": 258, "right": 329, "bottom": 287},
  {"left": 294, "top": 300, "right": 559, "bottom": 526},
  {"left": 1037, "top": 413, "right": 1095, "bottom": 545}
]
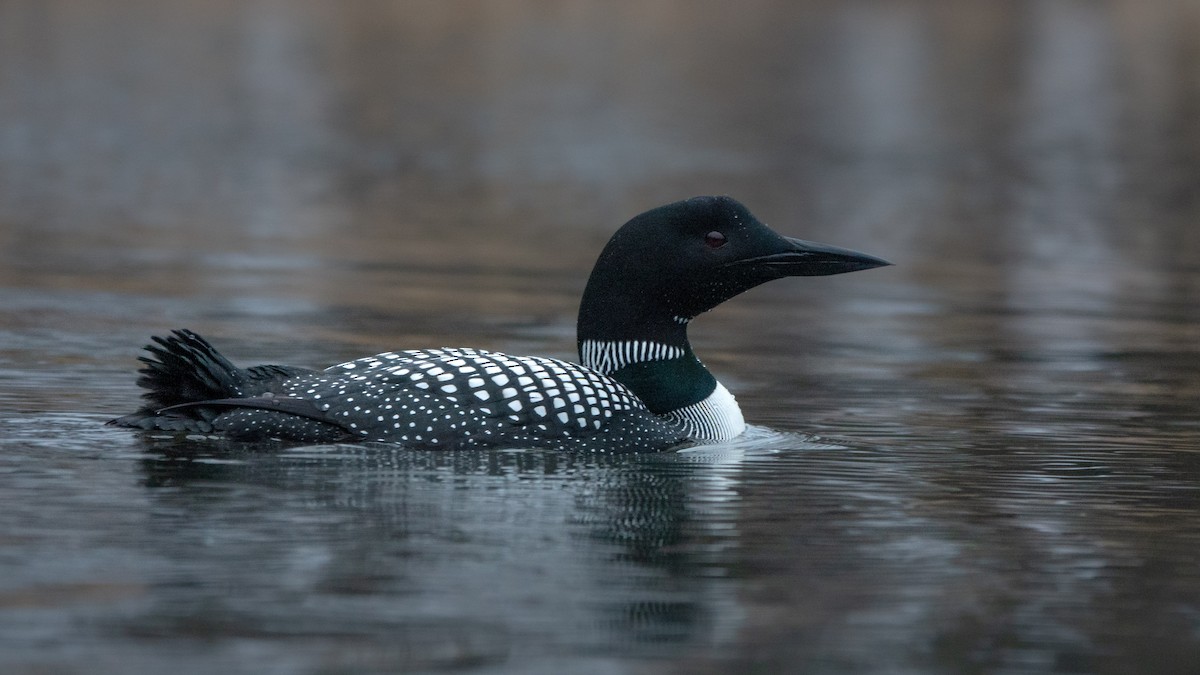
[{"left": 608, "top": 354, "right": 717, "bottom": 415}]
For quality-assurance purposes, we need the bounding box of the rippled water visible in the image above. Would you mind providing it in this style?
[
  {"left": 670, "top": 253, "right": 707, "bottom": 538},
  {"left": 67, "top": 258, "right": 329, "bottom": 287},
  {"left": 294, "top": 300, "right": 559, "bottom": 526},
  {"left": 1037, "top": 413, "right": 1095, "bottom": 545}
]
[{"left": 3, "top": 2, "right": 1200, "bottom": 673}]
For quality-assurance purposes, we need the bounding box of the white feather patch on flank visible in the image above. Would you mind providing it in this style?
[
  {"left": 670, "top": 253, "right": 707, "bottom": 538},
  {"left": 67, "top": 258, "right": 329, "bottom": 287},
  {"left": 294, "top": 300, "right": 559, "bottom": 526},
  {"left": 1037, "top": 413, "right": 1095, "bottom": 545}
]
[
  {"left": 580, "top": 340, "right": 684, "bottom": 374},
  {"left": 665, "top": 381, "right": 745, "bottom": 441}
]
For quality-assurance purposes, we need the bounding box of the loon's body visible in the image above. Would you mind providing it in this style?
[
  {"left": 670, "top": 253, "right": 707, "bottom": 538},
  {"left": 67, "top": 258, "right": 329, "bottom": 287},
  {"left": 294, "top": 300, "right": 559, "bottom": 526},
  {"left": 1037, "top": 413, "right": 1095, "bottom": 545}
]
[{"left": 111, "top": 196, "right": 888, "bottom": 453}]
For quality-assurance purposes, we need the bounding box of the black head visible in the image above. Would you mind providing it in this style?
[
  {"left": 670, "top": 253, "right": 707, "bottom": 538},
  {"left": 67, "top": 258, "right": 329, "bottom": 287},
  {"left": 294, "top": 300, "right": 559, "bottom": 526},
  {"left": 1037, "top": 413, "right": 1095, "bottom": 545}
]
[{"left": 578, "top": 196, "right": 890, "bottom": 343}]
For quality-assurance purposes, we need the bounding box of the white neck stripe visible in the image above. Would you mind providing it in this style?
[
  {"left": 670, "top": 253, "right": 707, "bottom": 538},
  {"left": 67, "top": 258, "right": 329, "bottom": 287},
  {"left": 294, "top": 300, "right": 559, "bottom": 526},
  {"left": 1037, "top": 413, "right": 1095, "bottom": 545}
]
[{"left": 580, "top": 339, "right": 685, "bottom": 374}]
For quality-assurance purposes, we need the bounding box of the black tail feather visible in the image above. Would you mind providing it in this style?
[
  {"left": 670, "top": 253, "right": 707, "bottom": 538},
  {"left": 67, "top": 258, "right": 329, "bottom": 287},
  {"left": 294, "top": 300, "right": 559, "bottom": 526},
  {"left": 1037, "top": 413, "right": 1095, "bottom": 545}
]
[
  {"left": 135, "top": 329, "right": 246, "bottom": 410},
  {"left": 109, "top": 329, "right": 321, "bottom": 433}
]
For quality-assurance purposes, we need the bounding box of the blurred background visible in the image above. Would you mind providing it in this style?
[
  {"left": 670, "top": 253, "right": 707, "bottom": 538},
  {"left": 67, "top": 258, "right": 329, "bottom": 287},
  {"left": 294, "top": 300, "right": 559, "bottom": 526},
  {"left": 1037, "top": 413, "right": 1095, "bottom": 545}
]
[{"left": 2, "top": 1, "right": 1199, "bottom": 673}]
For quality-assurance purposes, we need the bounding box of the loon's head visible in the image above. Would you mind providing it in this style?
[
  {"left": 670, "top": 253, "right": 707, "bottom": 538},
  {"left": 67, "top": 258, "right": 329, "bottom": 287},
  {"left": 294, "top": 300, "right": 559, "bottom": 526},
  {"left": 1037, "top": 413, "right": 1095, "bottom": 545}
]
[{"left": 578, "top": 195, "right": 890, "bottom": 343}]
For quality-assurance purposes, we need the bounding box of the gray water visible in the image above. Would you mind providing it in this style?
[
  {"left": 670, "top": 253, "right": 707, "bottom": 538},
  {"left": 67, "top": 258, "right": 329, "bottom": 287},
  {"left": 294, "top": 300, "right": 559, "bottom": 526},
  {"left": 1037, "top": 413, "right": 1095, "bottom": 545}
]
[{"left": 2, "top": 2, "right": 1200, "bottom": 673}]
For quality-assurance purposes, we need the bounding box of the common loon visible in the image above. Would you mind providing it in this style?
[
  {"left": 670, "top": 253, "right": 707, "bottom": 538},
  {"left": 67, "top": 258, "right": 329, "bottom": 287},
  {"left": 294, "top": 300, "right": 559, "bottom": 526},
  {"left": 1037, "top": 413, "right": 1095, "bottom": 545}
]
[{"left": 110, "top": 196, "right": 889, "bottom": 453}]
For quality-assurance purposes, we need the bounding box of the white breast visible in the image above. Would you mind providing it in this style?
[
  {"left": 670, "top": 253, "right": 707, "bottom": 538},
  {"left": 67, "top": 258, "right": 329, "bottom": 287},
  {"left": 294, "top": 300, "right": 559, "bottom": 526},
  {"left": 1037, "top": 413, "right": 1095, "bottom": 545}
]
[{"left": 665, "top": 381, "right": 746, "bottom": 442}]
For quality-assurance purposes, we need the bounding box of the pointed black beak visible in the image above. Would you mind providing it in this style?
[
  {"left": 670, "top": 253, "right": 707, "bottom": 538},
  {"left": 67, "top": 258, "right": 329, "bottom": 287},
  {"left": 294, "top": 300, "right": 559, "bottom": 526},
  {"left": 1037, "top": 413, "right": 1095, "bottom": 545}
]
[{"left": 725, "top": 236, "right": 892, "bottom": 278}]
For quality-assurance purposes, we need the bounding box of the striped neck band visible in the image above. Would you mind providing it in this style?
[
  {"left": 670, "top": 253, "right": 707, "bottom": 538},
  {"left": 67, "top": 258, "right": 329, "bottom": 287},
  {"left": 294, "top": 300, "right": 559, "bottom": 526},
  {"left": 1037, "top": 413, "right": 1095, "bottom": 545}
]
[{"left": 580, "top": 339, "right": 685, "bottom": 374}]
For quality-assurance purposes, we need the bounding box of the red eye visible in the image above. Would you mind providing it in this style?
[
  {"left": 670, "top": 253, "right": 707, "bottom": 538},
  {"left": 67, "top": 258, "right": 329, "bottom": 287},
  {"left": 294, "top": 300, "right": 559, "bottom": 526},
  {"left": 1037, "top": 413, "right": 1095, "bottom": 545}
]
[{"left": 704, "top": 231, "right": 727, "bottom": 249}]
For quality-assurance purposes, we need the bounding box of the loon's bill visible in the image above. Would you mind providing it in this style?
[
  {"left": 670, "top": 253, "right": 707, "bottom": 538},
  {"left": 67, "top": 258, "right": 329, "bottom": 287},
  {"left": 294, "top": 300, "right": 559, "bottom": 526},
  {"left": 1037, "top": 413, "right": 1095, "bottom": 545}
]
[
  {"left": 111, "top": 196, "right": 890, "bottom": 453},
  {"left": 724, "top": 237, "right": 892, "bottom": 278}
]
